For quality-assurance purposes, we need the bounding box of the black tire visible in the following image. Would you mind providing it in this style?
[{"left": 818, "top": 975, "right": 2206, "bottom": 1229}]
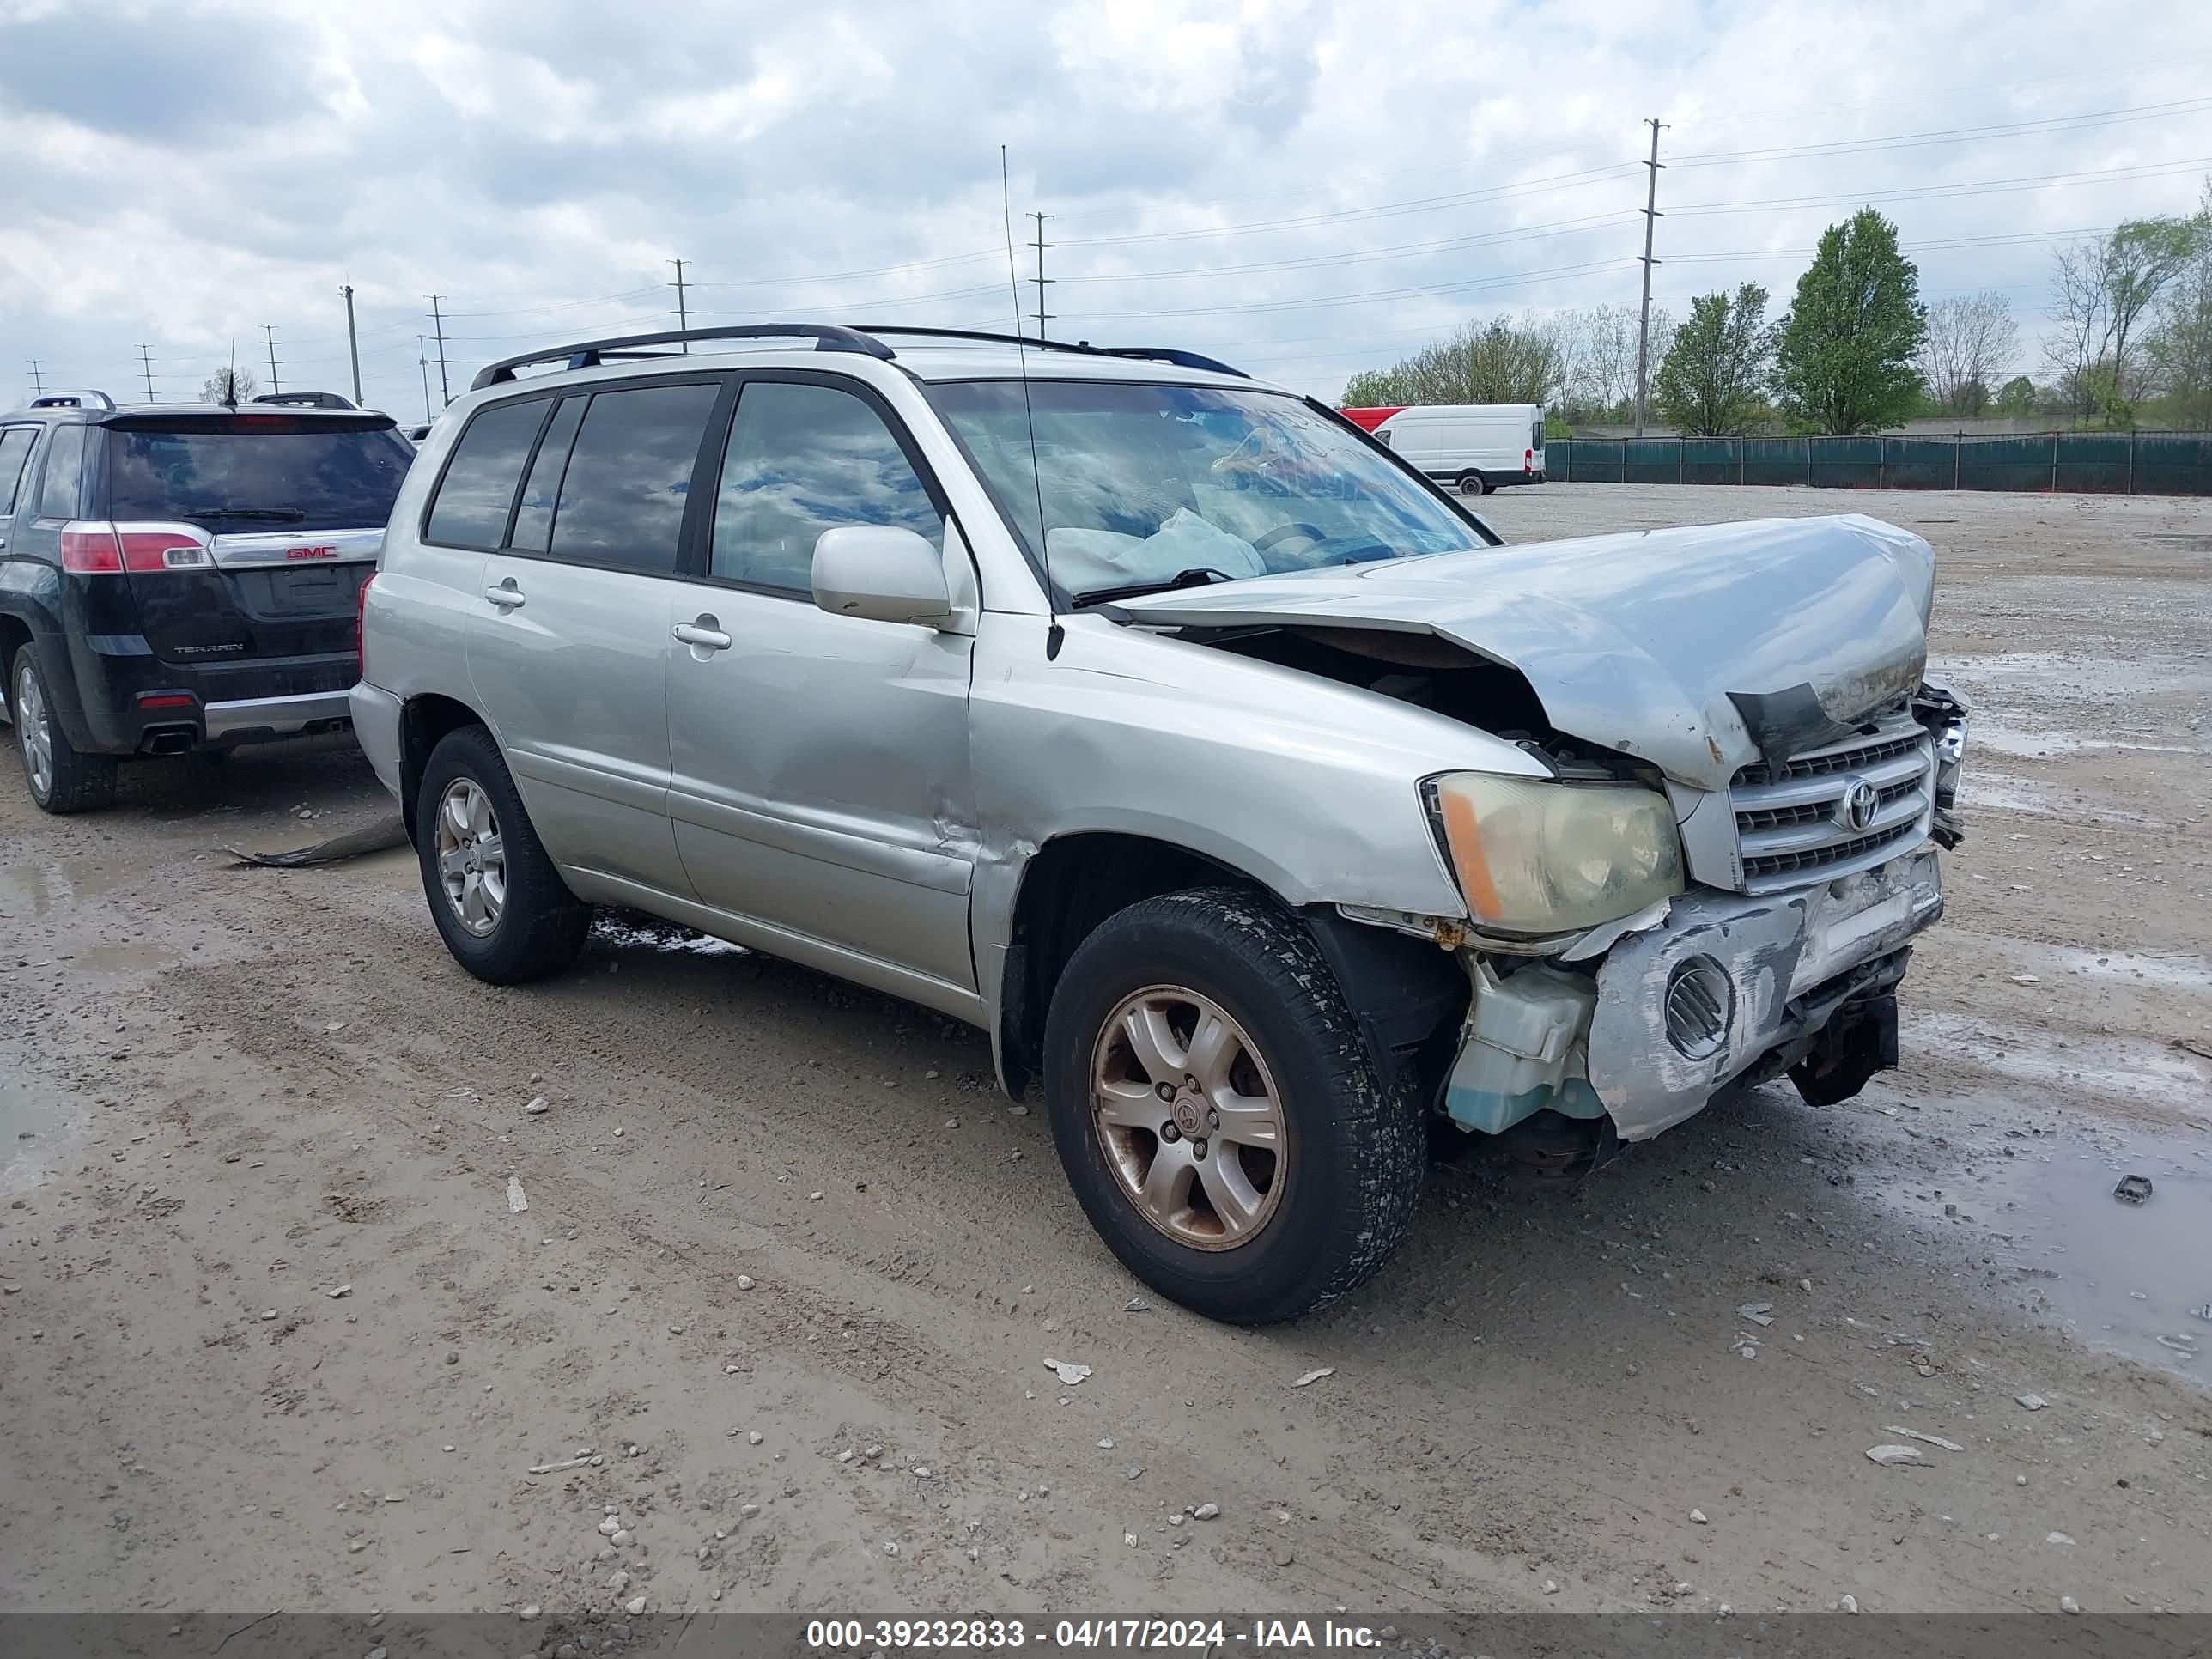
[
  {"left": 1457, "top": 470, "right": 1491, "bottom": 497},
  {"left": 415, "top": 724, "right": 590, "bottom": 984},
  {"left": 10, "top": 643, "right": 118, "bottom": 814},
  {"left": 1042, "top": 887, "right": 1423, "bottom": 1324}
]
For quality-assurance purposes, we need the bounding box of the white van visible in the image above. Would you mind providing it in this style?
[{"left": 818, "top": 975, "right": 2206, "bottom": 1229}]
[{"left": 1357, "top": 404, "right": 1546, "bottom": 495}]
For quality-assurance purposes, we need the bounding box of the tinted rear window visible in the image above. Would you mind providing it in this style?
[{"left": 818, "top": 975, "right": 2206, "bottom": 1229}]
[
  {"left": 424, "top": 400, "right": 550, "bottom": 549},
  {"left": 107, "top": 418, "right": 413, "bottom": 532},
  {"left": 547, "top": 383, "right": 720, "bottom": 574}
]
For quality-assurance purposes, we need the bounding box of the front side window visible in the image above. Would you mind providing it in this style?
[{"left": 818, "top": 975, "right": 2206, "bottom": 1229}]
[
  {"left": 927, "top": 380, "right": 1490, "bottom": 602},
  {"left": 423, "top": 400, "right": 550, "bottom": 549},
  {"left": 710, "top": 381, "right": 942, "bottom": 595},
  {"left": 549, "top": 383, "right": 721, "bottom": 575},
  {"left": 35, "top": 423, "right": 85, "bottom": 519},
  {"left": 0, "top": 427, "right": 36, "bottom": 515}
]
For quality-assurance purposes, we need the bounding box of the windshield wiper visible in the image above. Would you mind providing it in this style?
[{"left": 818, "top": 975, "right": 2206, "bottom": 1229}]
[
  {"left": 1073, "top": 566, "right": 1244, "bottom": 606},
  {"left": 174, "top": 507, "right": 307, "bottom": 522}
]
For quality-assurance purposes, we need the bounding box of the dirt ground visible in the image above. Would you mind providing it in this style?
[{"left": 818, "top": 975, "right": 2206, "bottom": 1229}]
[{"left": 2, "top": 483, "right": 2207, "bottom": 1626}]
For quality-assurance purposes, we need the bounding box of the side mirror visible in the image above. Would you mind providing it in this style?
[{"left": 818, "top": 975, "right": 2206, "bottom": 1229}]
[{"left": 811, "top": 526, "right": 954, "bottom": 628}]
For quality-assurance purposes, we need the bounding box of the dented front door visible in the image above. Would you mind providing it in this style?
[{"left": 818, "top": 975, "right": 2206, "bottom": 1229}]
[{"left": 662, "top": 372, "right": 980, "bottom": 998}]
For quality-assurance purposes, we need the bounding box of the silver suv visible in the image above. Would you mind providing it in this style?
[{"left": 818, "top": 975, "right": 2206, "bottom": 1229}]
[{"left": 354, "top": 323, "right": 1967, "bottom": 1323}]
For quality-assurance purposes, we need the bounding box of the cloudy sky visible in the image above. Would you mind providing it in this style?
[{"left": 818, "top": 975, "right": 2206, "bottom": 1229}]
[{"left": 4, "top": 0, "right": 2210, "bottom": 416}]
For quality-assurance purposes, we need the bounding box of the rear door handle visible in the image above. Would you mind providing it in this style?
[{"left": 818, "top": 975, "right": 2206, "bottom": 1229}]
[
  {"left": 673, "top": 618, "right": 732, "bottom": 652},
  {"left": 484, "top": 580, "right": 525, "bottom": 610}
]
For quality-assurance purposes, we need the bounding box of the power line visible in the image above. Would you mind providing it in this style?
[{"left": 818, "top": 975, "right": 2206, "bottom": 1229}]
[
  {"left": 28, "top": 361, "right": 45, "bottom": 398},
  {"left": 137, "top": 345, "right": 155, "bottom": 402},
  {"left": 669, "top": 258, "right": 690, "bottom": 351},
  {"left": 262, "top": 325, "right": 282, "bottom": 396}
]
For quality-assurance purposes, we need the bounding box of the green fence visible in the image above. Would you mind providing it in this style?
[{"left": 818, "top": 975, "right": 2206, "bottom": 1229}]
[{"left": 1547, "top": 432, "right": 2212, "bottom": 495}]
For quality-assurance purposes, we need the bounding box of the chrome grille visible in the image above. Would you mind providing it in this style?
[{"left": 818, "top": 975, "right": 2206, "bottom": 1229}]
[{"left": 1729, "top": 714, "right": 1936, "bottom": 893}]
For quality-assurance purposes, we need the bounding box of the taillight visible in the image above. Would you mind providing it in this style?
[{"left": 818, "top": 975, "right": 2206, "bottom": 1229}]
[
  {"left": 60, "top": 523, "right": 123, "bottom": 574},
  {"left": 356, "top": 571, "right": 378, "bottom": 678},
  {"left": 66, "top": 521, "right": 215, "bottom": 574}
]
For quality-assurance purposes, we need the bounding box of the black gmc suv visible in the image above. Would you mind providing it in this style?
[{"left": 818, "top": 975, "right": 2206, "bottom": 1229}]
[{"left": 0, "top": 390, "right": 415, "bottom": 811}]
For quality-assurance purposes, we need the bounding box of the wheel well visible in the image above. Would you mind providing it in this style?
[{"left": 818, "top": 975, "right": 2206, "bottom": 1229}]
[
  {"left": 398, "top": 693, "right": 488, "bottom": 842},
  {"left": 998, "top": 833, "right": 1257, "bottom": 1096},
  {"left": 997, "top": 831, "right": 1472, "bottom": 1105},
  {"left": 0, "top": 615, "right": 30, "bottom": 686}
]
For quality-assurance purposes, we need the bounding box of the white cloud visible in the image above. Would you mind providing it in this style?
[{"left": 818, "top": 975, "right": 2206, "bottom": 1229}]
[{"left": 2, "top": 0, "right": 2209, "bottom": 411}]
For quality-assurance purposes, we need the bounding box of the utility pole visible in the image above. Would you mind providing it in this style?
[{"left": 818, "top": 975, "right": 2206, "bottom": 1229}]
[
  {"left": 262, "top": 324, "right": 282, "bottom": 396},
  {"left": 427, "top": 295, "right": 451, "bottom": 405},
  {"left": 416, "top": 337, "right": 433, "bottom": 423},
  {"left": 1632, "top": 117, "right": 1667, "bottom": 437},
  {"left": 1029, "top": 212, "right": 1053, "bottom": 338},
  {"left": 340, "top": 284, "right": 362, "bottom": 404},
  {"left": 27, "top": 361, "right": 45, "bottom": 397},
  {"left": 137, "top": 345, "right": 156, "bottom": 401},
  {"left": 669, "top": 258, "right": 690, "bottom": 351}
]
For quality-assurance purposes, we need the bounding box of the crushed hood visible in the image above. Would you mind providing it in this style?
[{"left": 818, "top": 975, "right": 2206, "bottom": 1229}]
[{"left": 1113, "top": 514, "right": 1935, "bottom": 791}]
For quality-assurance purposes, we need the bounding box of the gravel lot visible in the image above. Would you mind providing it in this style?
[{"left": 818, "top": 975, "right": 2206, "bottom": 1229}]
[{"left": 2, "top": 483, "right": 2207, "bottom": 1625}]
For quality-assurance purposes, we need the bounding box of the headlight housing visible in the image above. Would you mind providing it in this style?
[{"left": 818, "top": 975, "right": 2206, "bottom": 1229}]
[{"left": 1428, "top": 773, "right": 1686, "bottom": 935}]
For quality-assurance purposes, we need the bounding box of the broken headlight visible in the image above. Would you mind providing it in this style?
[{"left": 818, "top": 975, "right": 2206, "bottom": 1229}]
[{"left": 1427, "top": 773, "right": 1685, "bottom": 935}]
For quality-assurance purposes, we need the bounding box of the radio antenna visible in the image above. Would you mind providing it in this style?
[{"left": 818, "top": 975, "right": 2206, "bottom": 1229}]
[{"left": 1001, "top": 146, "right": 1060, "bottom": 659}]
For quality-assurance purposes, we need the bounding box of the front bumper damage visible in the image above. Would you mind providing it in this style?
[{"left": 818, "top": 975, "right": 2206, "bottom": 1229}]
[{"left": 1445, "top": 848, "right": 1944, "bottom": 1143}]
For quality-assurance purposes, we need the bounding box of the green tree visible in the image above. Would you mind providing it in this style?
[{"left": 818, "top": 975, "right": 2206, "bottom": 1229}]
[
  {"left": 1342, "top": 316, "right": 1562, "bottom": 406},
  {"left": 1651, "top": 283, "right": 1771, "bottom": 435},
  {"left": 1991, "top": 375, "right": 2038, "bottom": 417},
  {"left": 2142, "top": 178, "right": 2212, "bottom": 429},
  {"left": 1772, "top": 208, "right": 1927, "bottom": 433}
]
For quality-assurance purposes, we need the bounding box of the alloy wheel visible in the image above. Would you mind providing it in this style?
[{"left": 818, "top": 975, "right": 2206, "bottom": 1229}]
[
  {"left": 434, "top": 778, "right": 507, "bottom": 937},
  {"left": 16, "top": 661, "right": 53, "bottom": 799},
  {"left": 1089, "top": 985, "right": 1289, "bottom": 1250}
]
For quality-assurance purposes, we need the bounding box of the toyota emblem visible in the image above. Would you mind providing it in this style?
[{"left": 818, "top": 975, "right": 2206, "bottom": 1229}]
[{"left": 1841, "top": 778, "right": 1880, "bottom": 832}]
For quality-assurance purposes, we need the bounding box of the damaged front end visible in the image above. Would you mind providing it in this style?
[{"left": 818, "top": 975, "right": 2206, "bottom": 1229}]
[{"left": 1119, "top": 514, "right": 1969, "bottom": 1165}]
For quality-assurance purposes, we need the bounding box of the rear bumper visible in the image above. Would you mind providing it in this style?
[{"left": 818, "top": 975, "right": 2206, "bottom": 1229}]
[
  {"left": 348, "top": 680, "right": 404, "bottom": 801},
  {"left": 204, "top": 689, "right": 354, "bottom": 743},
  {"left": 58, "top": 641, "right": 362, "bottom": 754}
]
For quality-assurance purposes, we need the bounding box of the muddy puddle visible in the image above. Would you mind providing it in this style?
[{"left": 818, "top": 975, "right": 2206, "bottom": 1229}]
[
  {"left": 0, "top": 1073, "right": 82, "bottom": 1194},
  {"left": 1881, "top": 1121, "right": 2212, "bottom": 1382},
  {"left": 0, "top": 854, "right": 143, "bottom": 921}
]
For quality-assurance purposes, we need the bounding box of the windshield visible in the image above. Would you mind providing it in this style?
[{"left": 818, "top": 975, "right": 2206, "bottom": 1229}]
[
  {"left": 927, "top": 380, "right": 1492, "bottom": 600},
  {"left": 106, "top": 418, "right": 415, "bottom": 532}
]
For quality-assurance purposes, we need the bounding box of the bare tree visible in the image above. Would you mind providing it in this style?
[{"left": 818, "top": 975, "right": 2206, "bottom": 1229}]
[
  {"left": 2044, "top": 241, "right": 2112, "bottom": 421},
  {"left": 202, "top": 366, "right": 259, "bottom": 404},
  {"left": 1917, "top": 292, "right": 2017, "bottom": 417},
  {"left": 1545, "top": 304, "right": 1673, "bottom": 422}
]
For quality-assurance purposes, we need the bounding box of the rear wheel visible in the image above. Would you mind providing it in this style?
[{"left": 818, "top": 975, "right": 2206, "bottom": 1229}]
[
  {"left": 1042, "top": 888, "right": 1424, "bottom": 1324},
  {"left": 1457, "top": 470, "right": 1491, "bottom": 496},
  {"left": 11, "top": 645, "right": 118, "bottom": 814},
  {"left": 416, "top": 725, "right": 590, "bottom": 983}
]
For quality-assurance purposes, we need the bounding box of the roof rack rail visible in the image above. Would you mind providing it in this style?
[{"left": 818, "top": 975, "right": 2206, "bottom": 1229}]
[
  {"left": 30, "top": 390, "right": 117, "bottom": 411},
  {"left": 252, "top": 391, "right": 358, "bottom": 410},
  {"left": 852, "top": 326, "right": 1247, "bottom": 379},
  {"left": 471, "top": 324, "right": 895, "bottom": 391}
]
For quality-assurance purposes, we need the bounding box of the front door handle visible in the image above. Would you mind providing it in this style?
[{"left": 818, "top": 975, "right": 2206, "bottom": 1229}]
[
  {"left": 484, "top": 580, "right": 526, "bottom": 610},
  {"left": 673, "top": 617, "right": 732, "bottom": 652}
]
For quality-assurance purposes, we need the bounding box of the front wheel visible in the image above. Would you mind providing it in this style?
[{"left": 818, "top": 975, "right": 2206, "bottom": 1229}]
[
  {"left": 1042, "top": 888, "right": 1424, "bottom": 1324},
  {"left": 416, "top": 725, "right": 591, "bottom": 984},
  {"left": 11, "top": 645, "right": 118, "bottom": 814}
]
